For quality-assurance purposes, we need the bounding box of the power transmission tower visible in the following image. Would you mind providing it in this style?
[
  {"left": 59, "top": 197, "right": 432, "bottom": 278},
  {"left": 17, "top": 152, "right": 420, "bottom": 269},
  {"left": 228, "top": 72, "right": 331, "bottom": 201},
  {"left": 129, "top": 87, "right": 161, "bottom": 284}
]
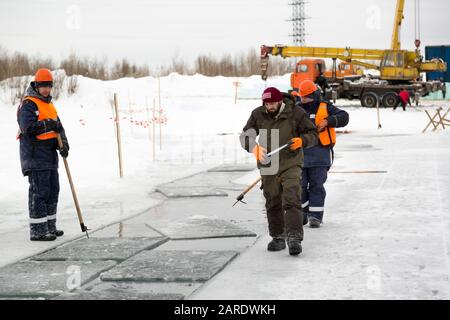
[{"left": 289, "top": 1, "right": 307, "bottom": 46}]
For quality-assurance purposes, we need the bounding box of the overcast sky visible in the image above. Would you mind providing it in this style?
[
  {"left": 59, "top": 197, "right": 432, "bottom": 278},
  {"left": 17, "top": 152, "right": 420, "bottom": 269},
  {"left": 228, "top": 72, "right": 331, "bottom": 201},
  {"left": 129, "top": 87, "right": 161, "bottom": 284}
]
[{"left": 0, "top": 0, "right": 449, "bottom": 67}]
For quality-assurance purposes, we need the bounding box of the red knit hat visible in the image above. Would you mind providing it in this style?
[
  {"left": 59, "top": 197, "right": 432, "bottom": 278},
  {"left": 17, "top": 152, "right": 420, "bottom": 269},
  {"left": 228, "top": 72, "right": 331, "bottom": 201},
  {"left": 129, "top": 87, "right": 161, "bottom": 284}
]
[{"left": 262, "top": 87, "right": 282, "bottom": 103}]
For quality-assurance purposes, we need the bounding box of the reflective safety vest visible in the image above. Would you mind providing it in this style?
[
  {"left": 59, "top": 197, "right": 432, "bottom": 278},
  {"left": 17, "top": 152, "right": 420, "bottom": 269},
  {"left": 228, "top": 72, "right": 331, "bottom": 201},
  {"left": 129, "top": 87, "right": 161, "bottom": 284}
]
[
  {"left": 23, "top": 96, "right": 58, "bottom": 140},
  {"left": 316, "top": 102, "right": 336, "bottom": 146}
]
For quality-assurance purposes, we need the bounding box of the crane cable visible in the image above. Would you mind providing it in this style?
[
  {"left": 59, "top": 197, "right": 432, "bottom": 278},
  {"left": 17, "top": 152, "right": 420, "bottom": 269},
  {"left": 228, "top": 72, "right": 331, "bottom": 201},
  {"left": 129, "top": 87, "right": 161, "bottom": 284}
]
[{"left": 414, "top": 0, "right": 421, "bottom": 41}]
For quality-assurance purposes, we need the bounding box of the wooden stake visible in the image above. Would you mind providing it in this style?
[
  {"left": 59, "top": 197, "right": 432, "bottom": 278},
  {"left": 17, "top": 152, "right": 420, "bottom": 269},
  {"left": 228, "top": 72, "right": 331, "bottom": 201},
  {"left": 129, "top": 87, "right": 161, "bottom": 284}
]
[
  {"left": 233, "top": 80, "right": 241, "bottom": 104},
  {"left": 128, "top": 89, "right": 133, "bottom": 135},
  {"left": 145, "top": 96, "right": 152, "bottom": 142},
  {"left": 158, "top": 77, "right": 161, "bottom": 110},
  {"left": 436, "top": 109, "right": 446, "bottom": 130},
  {"left": 158, "top": 77, "right": 163, "bottom": 151},
  {"left": 376, "top": 98, "right": 382, "bottom": 129},
  {"left": 114, "top": 93, "right": 124, "bottom": 178},
  {"left": 159, "top": 109, "right": 163, "bottom": 151},
  {"left": 152, "top": 98, "right": 156, "bottom": 161}
]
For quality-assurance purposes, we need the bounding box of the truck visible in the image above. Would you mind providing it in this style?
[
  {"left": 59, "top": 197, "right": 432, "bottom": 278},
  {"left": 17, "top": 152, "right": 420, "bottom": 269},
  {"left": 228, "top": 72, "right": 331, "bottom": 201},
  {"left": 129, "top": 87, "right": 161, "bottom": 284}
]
[{"left": 261, "top": 0, "right": 447, "bottom": 108}]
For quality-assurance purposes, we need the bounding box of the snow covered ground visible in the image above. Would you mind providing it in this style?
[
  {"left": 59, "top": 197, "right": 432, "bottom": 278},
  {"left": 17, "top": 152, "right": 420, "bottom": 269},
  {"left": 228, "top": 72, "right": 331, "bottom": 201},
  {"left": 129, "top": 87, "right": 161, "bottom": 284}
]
[
  {"left": 0, "top": 73, "right": 449, "bottom": 299},
  {"left": 191, "top": 127, "right": 450, "bottom": 300}
]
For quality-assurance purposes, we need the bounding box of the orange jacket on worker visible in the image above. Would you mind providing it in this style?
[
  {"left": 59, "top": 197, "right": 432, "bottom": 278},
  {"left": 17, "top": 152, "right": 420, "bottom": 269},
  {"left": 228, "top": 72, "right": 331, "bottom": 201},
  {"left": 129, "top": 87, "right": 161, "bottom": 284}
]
[
  {"left": 316, "top": 102, "right": 336, "bottom": 146},
  {"left": 297, "top": 80, "right": 336, "bottom": 146},
  {"left": 22, "top": 96, "right": 58, "bottom": 140}
]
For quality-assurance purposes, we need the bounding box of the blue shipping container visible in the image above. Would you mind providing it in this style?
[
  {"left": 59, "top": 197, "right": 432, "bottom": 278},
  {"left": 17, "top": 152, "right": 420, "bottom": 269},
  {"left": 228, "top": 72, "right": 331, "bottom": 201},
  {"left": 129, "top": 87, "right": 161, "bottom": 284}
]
[{"left": 425, "top": 45, "right": 450, "bottom": 82}]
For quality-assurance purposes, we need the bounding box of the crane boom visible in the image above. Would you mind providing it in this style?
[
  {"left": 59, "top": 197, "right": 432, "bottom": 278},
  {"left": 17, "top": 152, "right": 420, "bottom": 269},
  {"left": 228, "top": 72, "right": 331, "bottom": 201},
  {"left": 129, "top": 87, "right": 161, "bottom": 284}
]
[
  {"left": 260, "top": 45, "right": 384, "bottom": 81},
  {"left": 391, "top": 0, "right": 405, "bottom": 50},
  {"left": 263, "top": 45, "right": 385, "bottom": 62},
  {"left": 260, "top": 0, "right": 446, "bottom": 82}
]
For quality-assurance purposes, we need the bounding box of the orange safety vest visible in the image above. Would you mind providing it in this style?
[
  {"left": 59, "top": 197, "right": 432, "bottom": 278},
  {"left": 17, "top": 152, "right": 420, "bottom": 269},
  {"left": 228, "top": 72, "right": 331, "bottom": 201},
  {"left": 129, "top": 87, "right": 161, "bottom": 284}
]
[
  {"left": 316, "top": 102, "right": 336, "bottom": 146},
  {"left": 23, "top": 96, "right": 58, "bottom": 140}
]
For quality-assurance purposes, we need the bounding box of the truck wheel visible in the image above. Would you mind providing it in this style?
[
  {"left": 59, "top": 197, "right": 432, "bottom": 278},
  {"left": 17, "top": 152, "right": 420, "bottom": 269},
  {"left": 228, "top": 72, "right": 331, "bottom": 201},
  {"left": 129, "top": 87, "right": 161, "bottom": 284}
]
[
  {"left": 381, "top": 92, "right": 399, "bottom": 109},
  {"left": 360, "top": 92, "right": 379, "bottom": 108}
]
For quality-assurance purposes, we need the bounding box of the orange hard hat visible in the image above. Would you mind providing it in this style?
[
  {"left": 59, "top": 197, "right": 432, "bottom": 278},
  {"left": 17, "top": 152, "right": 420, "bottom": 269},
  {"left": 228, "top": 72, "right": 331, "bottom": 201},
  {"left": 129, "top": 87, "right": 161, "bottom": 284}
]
[
  {"left": 34, "top": 68, "right": 53, "bottom": 82},
  {"left": 298, "top": 80, "right": 317, "bottom": 97}
]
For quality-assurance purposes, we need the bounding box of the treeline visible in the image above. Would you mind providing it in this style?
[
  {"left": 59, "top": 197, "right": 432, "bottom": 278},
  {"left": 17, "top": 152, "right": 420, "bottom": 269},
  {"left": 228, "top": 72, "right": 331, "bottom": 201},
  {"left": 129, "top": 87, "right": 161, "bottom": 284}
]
[
  {"left": 0, "top": 47, "right": 151, "bottom": 81},
  {"left": 0, "top": 47, "right": 293, "bottom": 81}
]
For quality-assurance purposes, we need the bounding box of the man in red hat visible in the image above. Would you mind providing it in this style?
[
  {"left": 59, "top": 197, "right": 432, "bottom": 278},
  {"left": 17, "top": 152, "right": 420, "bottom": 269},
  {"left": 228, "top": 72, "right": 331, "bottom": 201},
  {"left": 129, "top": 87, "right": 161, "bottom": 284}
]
[
  {"left": 17, "top": 68, "right": 69, "bottom": 241},
  {"left": 240, "top": 87, "right": 318, "bottom": 255}
]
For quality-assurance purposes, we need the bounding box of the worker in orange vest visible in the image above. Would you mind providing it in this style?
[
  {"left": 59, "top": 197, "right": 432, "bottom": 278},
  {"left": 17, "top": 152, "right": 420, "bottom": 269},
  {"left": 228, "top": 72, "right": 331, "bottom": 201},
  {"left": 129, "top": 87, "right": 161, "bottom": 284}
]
[
  {"left": 294, "top": 80, "right": 349, "bottom": 228},
  {"left": 17, "top": 68, "right": 69, "bottom": 241}
]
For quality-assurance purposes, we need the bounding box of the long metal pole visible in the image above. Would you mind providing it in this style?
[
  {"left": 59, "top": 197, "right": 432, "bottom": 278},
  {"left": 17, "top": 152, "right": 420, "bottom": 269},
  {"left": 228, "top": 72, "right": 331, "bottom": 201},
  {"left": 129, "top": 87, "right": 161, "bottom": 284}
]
[
  {"left": 56, "top": 134, "right": 89, "bottom": 238},
  {"left": 266, "top": 142, "right": 292, "bottom": 157}
]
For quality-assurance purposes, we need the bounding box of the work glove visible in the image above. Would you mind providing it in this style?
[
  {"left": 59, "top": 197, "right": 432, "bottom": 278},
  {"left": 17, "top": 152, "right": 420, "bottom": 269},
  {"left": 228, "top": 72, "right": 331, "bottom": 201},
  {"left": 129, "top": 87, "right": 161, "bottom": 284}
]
[
  {"left": 43, "top": 119, "right": 63, "bottom": 133},
  {"left": 290, "top": 137, "right": 303, "bottom": 150},
  {"left": 59, "top": 132, "right": 70, "bottom": 158},
  {"left": 252, "top": 144, "right": 268, "bottom": 162},
  {"left": 43, "top": 119, "right": 57, "bottom": 132},
  {"left": 59, "top": 143, "right": 69, "bottom": 158},
  {"left": 316, "top": 119, "right": 328, "bottom": 132}
]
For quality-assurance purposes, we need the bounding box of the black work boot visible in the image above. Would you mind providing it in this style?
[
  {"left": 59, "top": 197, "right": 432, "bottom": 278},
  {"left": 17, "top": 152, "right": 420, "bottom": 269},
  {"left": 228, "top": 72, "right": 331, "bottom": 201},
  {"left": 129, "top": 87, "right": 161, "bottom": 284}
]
[
  {"left": 50, "top": 230, "right": 64, "bottom": 237},
  {"left": 287, "top": 238, "right": 302, "bottom": 256},
  {"left": 309, "top": 218, "right": 321, "bottom": 228},
  {"left": 30, "top": 233, "right": 57, "bottom": 241},
  {"left": 267, "top": 237, "right": 286, "bottom": 251}
]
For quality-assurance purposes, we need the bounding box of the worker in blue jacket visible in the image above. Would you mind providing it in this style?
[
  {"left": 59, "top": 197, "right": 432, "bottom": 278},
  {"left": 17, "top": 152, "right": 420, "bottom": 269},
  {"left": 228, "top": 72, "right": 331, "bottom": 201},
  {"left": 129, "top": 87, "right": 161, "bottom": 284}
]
[
  {"left": 294, "top": 80, "right": 349, "bottom": 228},
  {"left": 17, "top": 68, "right": 69, "bottom": 241}
]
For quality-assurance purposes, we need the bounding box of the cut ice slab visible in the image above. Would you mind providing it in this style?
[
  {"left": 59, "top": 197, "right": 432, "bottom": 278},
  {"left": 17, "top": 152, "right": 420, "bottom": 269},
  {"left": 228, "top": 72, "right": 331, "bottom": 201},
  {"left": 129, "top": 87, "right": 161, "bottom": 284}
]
[
  {"left": 32, "top": 237, "right": 167, "bottom": 262},
  {"left": 53, "top": 290, "right": 184, "bottom": 300},
  {"left": 100, "top": 250, "right": 238, "bottom": 282},
  {"left": 53, "top": 280, "right": 199, "bottom": 300},
  {"left": 90, "top": 222, "right": 164, "bottom": 238},
  {"left": 156, "top": 186, "right": 228, "bottom": 198},
  {"left": 155, "top": 217, "right": 257, "bottom": 240},
  {"left": 0, "top": 260, "right": 116, "bottom": 298}
]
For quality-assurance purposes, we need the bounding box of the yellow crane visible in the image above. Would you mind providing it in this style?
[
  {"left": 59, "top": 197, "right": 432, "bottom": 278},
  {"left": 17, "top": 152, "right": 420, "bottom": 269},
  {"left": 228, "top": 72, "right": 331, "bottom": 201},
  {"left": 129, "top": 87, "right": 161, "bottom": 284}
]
[{"left": 261, "top": 0, "right": 446, "bottom": 82}]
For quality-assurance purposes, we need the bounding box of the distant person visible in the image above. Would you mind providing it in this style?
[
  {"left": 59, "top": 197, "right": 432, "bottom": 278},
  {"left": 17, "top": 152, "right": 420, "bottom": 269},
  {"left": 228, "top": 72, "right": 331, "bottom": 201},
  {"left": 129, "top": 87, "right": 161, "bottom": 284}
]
[
  {"left": 395, "top": 89, "right": 411, "bottom": 111},
  {"left": 315, "top": 72, "right": 330, "bottom": 94},
  {"left": 17, "top": 68, "right": 69, "bottom": 241},
  {"left": 295, "top": 80, "right": 349, "bottom": 228},
  {"left": 240, "top": 87, "right": 318, "bottom": 255}
]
